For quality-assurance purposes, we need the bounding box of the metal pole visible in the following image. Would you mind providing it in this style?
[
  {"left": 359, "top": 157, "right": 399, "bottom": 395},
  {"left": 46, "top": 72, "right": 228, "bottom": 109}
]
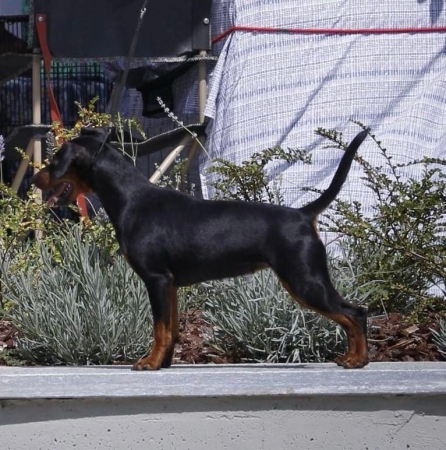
[
  {"left": 149, "top": 135, "right": 192, "bottom": 184},
  {"left": 197, "top": 51, "right": 207, "bottom": 124},
  {"left": 32, "top": 53, "right": 42, "bottom": 183},
  {"left": 181, "top": 50, "right": 208, "bottom": 181},
  {"left": 11, "top": 54, "right": 42, "bottom": 193}
]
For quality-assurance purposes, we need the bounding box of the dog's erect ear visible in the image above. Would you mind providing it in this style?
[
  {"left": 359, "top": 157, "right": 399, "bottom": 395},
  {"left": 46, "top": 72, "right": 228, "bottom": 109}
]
[
  {"left": 52, "top": 144, "right": 76, "bottom": 179},
  {"left": 79, "top": 127, "right": 109, "bottom": 142},
  {"left": 52, "top": 142, "right": 92, "bottom": 179}
]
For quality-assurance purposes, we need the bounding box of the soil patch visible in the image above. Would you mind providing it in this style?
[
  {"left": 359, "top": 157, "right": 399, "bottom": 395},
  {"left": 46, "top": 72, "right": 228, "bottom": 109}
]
[{"left": 0, "top": 311, "right": 443, "bottom": 366}]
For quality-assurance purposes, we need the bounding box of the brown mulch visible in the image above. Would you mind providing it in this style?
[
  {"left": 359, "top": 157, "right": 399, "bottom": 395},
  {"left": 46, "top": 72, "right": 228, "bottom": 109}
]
[
  {"left": 0, "top": 310, "right": 443, "bottom": 366},
  {"left": 368, "top": 312, "right": 443, "bottom": 362},
  {"left": 0, "top": 318, "right": 20, "bottom": 365},
  {"left": 173, "top": 309, "right": 234, "bottom": 364}
]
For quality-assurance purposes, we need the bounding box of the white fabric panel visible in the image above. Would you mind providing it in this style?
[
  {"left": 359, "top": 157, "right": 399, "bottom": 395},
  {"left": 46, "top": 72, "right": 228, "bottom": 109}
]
[{"left": 201, "top": 0, "right": 446, "bottom": 215}]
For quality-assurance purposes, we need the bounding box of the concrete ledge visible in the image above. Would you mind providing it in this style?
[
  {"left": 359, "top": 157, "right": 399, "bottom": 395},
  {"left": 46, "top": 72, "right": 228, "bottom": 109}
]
[
  {"left": 1, "top": 362, "right": 445, "bottom": 450},
  {"left": 1, "top": 361, "right": 445, "bottom": 399}
]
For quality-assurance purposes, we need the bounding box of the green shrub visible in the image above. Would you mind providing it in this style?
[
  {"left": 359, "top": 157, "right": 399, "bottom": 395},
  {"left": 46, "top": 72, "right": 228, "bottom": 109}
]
[
  {"left": 0, "top": 99, "right": 115, "bottom": 311},
  {"left": 1, "top": 225, "right": 152, "bottom": 365},
  {"left": 203, "top": 270, "right": 346, "bottom": 363},
  {"left": 0, "top": 184, "right": 63, "bottom": 312},
  {"left": 208, "top": 146, "right": 311, "bottom": 204},
  {"left": 317, "top": 124, "right": 446, "bottom": 318}
]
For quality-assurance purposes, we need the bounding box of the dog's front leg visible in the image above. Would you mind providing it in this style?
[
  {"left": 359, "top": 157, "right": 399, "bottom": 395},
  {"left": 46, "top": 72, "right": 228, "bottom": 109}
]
[{"left": 133, "top": 274, "right": 177, "bottom": 371}]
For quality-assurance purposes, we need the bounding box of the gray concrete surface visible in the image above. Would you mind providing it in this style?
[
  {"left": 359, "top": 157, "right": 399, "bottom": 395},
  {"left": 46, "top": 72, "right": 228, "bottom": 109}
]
[
  {"left": 0, "top": 362, "right": 445, "bottom": 449},
  {"left": 1, "top": 362, "right": 445, "bottom": 398}
]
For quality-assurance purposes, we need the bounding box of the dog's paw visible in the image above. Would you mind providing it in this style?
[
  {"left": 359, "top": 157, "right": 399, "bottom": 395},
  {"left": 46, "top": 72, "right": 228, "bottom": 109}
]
[
  {"left": 341, "top": 357, "right": 369, "bottom": 369},
  {"left": 334, "top": 353, "right": 369, "bottom": 369},
  {"left": 132, "top": 357, "right": 160, "bottom": 371},
  {"left": 334, "top": 353, "right": 351, "bottom": 366}
]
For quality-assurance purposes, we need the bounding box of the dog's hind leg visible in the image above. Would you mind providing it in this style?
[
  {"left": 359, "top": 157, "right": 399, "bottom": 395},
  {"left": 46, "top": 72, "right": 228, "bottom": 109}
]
[
  {"left": 133, "top": 274, "right": 177, "bottom": 371},
  {"left": 161, "top": 287, "right": 179, "bottom": 368},
  {"left": 280, "top": 276, "right": 368, "bottom": 368},
  {"left": 325, "top": 300, "right": 368, "bottom": 368},
  {"left": 274, "top": 242, "right": 368, "bottom": 368}
]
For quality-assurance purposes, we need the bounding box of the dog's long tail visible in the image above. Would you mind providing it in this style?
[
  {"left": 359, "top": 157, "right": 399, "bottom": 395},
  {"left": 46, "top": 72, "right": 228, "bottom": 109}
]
[{"left": 300, "top": 130, "right": 368, "bottom": 218}]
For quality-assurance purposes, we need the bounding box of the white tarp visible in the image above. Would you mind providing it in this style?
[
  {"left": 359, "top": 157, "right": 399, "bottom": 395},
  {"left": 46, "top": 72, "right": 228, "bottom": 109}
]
[{"left": 201, "top": 0, "right": 446, "bottom": 212}]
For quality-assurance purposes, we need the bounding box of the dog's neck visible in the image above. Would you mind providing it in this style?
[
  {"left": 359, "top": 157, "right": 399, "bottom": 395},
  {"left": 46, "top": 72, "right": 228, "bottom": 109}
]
[{"left": 89, "top": 147, "right": 152, "bottom": 227}]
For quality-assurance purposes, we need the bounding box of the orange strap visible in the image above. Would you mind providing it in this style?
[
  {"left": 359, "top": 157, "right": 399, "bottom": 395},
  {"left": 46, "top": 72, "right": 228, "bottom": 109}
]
[
  {"left": 35, "top": 14, "right": 63, "bottom": 126},
  {"left": 35, "top": 14, "right": 88, "bottom": 219}
]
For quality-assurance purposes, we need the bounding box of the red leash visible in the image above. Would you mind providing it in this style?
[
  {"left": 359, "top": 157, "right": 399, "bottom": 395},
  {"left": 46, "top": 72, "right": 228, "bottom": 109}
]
[
  {"left": 213, "top": 25, "right": 446, "bottom": 44},
  {"left": 35, "top": 14, "right": 89, "bottom": 219}
]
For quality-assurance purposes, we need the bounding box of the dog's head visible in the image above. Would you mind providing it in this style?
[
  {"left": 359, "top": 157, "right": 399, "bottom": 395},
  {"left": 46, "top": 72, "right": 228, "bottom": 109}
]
[{"left": 31, "top": 127, "right": 108, "bottom": 207}]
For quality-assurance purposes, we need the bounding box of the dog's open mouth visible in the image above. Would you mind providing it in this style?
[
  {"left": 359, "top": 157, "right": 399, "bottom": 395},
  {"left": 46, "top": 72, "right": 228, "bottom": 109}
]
[{"left": 46, "top": 182, "right": 73, "bottom": 207}]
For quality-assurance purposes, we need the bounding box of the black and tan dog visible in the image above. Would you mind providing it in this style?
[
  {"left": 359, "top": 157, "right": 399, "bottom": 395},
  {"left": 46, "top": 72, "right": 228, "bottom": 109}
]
[{"left": 32, "top": 128, "right": 369, "bottom": 370}]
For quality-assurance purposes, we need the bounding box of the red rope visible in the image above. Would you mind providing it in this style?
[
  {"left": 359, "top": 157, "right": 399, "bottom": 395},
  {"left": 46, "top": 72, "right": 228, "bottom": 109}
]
[
  {"left": 212, "top": 25, "right": 446, "bottom": 44},
  {"left": 35, "top": 14, "right": 89, "bottom": 220},
  {"left": 35, "top": 15, "right": 63, "bottom": 127}
]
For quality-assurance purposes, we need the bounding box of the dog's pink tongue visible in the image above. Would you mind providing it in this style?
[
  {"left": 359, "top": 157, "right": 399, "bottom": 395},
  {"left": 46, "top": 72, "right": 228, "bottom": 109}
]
[{"left": 46, "top": 183, "right": 67, "bottom": 207}]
